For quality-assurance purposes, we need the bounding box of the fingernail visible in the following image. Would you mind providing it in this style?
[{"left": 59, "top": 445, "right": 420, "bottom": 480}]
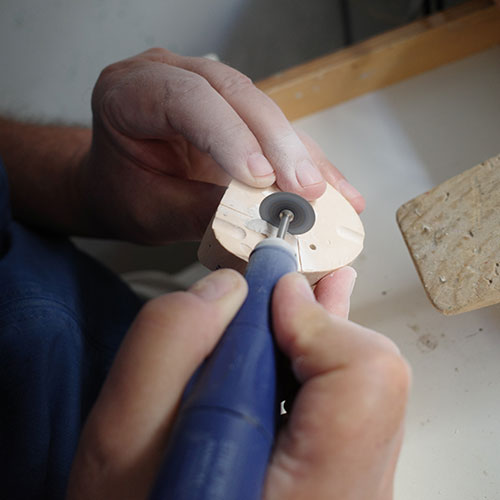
[
  {"left": 189, "top": 269, "right": 241, "bottom": 302},
  {"left": 293, "top": 273, "right": 316, "bottom": 302},
  {"left": 326, "top": 266, "right": 357, "bottom": 296},
  {"left": 337, "top": 179, "right": 362, "bottom": 202},
  {"left": 247, "top": 153, "right": 275, "bottom": 178},
  {"left": 296, "top": 159, "right": 324, "bottom": 188},
  {"left": 346, "top": 267, "right": 357, "bottom": 296}
]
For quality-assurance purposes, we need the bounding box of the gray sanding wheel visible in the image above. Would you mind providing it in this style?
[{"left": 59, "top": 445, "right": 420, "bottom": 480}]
[{"left": 259, "top": 191, "right": 316, "bottom": 235}]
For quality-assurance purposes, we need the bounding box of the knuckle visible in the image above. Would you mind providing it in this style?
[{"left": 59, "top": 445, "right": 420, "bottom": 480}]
[
  {"left": 141, "top": 292, "right": 198, "bottom": 317},
  {"left": 142, "top": 47, "right": 171, "bottom": 61},
  {"left": 217, "top": 70, "right": 254, "bottom": 97},
  {"left": 96, "top": 86, "right": 119, "bottom": 120},
  {"left": 210, "top": 120, "right": 250, "bottom": 149},
  {"left": 356, "top": 350, "right": 412, "bottom": 413},
  {"left": 91, "top": 65, "right": 119, "bottom": 110},
  {"left": 269, "top": 129, "right": 304, "bottom": 160},
  {"left": 370, "top": 331, "right": 402, "bottom": 355},
  {"left": 137, "top": 294, "right": 175, "bottom": 320},
  {"left": 166, "top": 72, "right": 210, "bottom": 102},
  {"left": 332, "top": 353, "right": 411, "bottom": 440},
  {"left": 134, "top": 293, "right": 203, "bottom": 333},
  {"left": 97, "top": 61, "right": 122, "bottom": 80},
  {"left": 286, "top": 305, "right": 331, "bottom": 350},
  {"left": 95, "top": 57, "right": 136, "bottom": 86},
  {"left": 92, "top": 59, "right": 137, "bottom": 116},
  {"left": 366, "top": 350, "right": 412, "bottom": 392}
]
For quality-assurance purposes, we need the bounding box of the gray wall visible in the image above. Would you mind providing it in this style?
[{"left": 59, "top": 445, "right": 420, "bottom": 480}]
[
  {"left": 0, "top": 0, "right": 346, "bottom": 124},
  {"left": 0, "top": 0, "right": 463, "bottom": 125}
]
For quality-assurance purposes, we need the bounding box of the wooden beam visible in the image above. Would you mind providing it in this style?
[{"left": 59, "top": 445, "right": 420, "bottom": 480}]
[{"left": 257, "top": 0, "right": 500, "bottom": 121}]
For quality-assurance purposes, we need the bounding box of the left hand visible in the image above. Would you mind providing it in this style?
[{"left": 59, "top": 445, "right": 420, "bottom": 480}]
[{"left": 78, "top": 48, "right": 364, "bottom": 244}]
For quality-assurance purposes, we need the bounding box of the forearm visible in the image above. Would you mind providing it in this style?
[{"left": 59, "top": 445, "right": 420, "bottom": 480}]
[{"left": 0, "top": 117, "right": 91, "bottom": 234}]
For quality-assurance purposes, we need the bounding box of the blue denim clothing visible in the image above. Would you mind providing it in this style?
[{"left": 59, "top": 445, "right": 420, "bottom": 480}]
[{"left": 0, "top": 158, "right": 142, "bottom": 499}]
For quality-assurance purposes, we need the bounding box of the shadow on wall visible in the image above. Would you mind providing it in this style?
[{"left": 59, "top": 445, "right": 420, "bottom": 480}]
[
  {"left": 219, "top": 0, "right": 467, "bottom": 81},
  {"left": 219, "top": 0, "right": 344, "bottom": 80}
]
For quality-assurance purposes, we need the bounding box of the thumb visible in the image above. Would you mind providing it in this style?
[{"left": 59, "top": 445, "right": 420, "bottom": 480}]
[
  {"left": 67, "top": 269, "right": 248, "bottom": 500},
  {"left": 265, "top": 273, "right": 410, "bottom": 500}
]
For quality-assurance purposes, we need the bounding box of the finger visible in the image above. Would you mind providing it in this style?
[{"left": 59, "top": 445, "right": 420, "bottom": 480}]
[
  {"left": 67, "top": 270, "right": 248, "bottom": 500},
  {"left": 314, "top": 266, "right": 357, "bottom": 319},
  {"left": 146, "top": 49, "right": 326, "bottom": 200},
  {"left": 95, "top": 57, "right": 276, "bottom": 189},
  {"left": 297, "top": 128, "right": 366, "bottom": 213},
  {"left": 273, "top": 273, "right": 402, "bottom": 382},
  {"left": 132, "top": 175, "right": 225, "bottom": 242},
  {"left": 185, "top": 143, "right": 233, "bottom": 186},
  {"left": 379, "top": 423, "right": 406, "bottom": 499},
  {"left": 266, "top": 273, "right": 410, "bottom": 500},
  {"left": 84, "top": 143, "right": 226, "bottom": 242}
]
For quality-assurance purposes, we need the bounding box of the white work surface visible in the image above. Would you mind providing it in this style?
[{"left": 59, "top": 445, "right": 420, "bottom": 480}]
[{"left": 294, "top": 47, "right": 500, "bottom": 499}]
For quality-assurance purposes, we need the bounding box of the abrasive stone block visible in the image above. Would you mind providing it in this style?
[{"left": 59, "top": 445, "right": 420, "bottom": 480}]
[{"left": 397, "top": 154, "right": 500, "bottom": 315}]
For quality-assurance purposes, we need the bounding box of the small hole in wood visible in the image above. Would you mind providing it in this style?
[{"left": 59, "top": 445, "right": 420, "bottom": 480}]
[
  {"left": 488, "top": 279, "right": 493, "bottom": 284},
  {"left": 445, "top": 192, "right": 450, "bottom": 200},
  {"left": 469, "top": 230, "right": 474, "bottom": 237},
  {"left": 309, "top": 244, "right": 317, "bottom": 250}
]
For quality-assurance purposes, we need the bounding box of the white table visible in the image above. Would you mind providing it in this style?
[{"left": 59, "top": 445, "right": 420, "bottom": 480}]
[{"left": 295, "top": 46, "right": 500, "bottom": 499}]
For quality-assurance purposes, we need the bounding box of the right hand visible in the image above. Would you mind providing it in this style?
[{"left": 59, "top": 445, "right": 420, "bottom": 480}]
[
  {"left": 264, "top": 268, "right": 410, "bottom": 500},
  {"left": 67, "top": 268, "right": 409, "bottom": 500}
]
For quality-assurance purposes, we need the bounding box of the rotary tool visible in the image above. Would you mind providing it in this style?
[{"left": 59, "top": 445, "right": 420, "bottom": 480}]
[{"left": 149, "top": 191, "right": 316, "bottom": 500}]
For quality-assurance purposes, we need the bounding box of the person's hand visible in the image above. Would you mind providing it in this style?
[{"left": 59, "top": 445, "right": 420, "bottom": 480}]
[
  {"left": 264, "top": 269, "right": 409, "bottom": 500},
  {"left": 67, "top": 268, "right": 410, "bottom": 500},
  {"left": 78, "top": 48, "right": 364, "bottom": 243}
]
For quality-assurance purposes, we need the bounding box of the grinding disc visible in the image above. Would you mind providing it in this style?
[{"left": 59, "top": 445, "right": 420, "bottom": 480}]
[{"left": 259, "top": 191, "right": 316, "bottom": 235}]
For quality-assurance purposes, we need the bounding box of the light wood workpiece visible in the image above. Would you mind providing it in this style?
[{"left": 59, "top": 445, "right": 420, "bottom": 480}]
[{"left": 198, "top": 181, "right": 364, "bottom": 284}]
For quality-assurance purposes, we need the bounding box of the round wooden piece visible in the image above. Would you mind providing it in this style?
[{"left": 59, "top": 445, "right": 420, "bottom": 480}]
[{"left": 198, "top": 180, "right": 364, "bottom": 284}]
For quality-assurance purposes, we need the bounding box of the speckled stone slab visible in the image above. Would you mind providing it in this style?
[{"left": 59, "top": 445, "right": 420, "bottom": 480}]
[{"left": 396, "top": 154, "right": 500, "bottom": 315}]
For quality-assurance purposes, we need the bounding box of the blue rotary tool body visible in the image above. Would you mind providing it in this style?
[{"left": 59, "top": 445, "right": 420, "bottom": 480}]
[{"left": 150, "top": 192, "right": 316, "bottom": 500}]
